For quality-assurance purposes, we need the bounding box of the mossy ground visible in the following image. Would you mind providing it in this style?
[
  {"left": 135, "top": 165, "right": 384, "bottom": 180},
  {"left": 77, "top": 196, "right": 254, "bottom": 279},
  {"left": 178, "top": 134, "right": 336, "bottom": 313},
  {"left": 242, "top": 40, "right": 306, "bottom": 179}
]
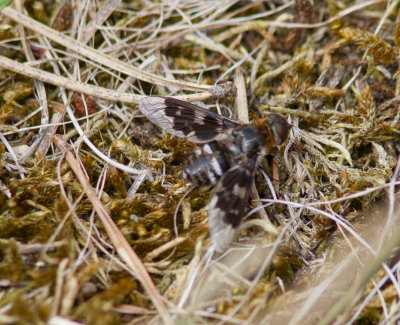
[{"left": 0, "top": 1, "right": 400, "bottom": 324}]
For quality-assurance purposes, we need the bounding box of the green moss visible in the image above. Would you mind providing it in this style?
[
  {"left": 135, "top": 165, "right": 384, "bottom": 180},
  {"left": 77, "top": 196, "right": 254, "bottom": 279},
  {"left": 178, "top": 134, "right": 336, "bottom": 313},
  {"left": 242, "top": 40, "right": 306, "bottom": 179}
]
[{"left": 0, "top": 2, "right": 399, "bottom": 324}]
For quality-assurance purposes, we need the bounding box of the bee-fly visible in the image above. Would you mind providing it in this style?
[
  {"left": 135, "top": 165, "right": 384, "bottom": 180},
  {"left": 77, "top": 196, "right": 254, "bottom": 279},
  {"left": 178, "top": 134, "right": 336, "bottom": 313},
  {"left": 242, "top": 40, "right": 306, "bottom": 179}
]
[{"left": 138, "top": 96, "right": 291, "bottom": 252}]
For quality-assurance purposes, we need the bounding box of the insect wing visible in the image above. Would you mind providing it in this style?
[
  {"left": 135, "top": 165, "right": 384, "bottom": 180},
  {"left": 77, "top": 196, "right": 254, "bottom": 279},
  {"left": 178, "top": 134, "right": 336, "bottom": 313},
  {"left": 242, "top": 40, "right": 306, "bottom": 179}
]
[
  {"left": 138, "top": 96, "right": 240, "bottom": 143},
  {"left": 208, "top": 158, "right": 258, "bottom": 252}
]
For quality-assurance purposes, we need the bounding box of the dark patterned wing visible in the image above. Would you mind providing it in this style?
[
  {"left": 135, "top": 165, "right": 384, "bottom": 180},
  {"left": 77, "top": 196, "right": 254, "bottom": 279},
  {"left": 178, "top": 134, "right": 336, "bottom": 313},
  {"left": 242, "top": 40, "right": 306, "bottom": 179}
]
[
  {"left": 138, "top": 96, "right": 240, "bottom": 143},
  {"left": 208, "top": 158, "right": 258, "bottom": 252}
]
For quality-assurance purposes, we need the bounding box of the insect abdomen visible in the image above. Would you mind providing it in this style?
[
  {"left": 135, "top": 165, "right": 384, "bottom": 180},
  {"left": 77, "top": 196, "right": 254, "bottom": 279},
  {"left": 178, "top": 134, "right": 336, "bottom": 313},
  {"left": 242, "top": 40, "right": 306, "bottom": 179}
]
[{"left": 183, "top": 142, "right": 230, "bottom": 186}]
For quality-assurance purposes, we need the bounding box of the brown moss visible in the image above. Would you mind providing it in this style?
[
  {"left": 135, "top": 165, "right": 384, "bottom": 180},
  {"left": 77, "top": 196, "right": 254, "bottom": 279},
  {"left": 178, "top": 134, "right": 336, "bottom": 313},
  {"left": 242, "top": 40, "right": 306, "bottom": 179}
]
[{"left": 0, "top": 1, "right": 399, "bottom": 324}]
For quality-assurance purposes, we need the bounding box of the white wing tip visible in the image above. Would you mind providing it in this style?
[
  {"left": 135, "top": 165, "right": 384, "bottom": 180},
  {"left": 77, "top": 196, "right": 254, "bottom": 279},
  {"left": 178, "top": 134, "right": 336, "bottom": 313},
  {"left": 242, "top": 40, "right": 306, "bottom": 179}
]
[
  {"left": 210, "top": 223, "right": 236, "bottom": 252},
  {"left": 138, "top": 96, "right": 163, "bottom": 107}
]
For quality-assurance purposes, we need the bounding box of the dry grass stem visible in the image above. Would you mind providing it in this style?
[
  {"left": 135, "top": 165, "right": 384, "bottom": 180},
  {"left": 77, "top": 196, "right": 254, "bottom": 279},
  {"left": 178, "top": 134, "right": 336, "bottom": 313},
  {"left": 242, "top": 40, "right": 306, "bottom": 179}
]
[
  {"left": 52, "top": 135, "right": 172, "bottom": 324},
  {"left": 1, "top": 1, "right": 400, "bottom": 324}
]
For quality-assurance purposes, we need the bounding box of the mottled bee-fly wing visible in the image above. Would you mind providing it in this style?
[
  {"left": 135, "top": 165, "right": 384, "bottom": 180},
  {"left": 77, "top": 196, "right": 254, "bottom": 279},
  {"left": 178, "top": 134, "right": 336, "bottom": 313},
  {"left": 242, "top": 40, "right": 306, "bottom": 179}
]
[{"left": 138, "top": 96, "right": 291, "bottom": 252}]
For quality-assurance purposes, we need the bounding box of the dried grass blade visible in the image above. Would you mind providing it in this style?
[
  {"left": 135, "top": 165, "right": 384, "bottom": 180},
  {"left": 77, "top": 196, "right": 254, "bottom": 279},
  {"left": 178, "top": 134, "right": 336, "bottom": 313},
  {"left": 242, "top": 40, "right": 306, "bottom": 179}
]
[
  {"left": 2, "top": 7, "right": 211, "bottom": 93},
  {"left": 318, "top": 220, "right": 400, "bottom": 325},
  {"left": 0, "top": 54, "right": 213, "bottom": 104},
  {"left": 52, "top": 135, "right": 173, "bottom": 325}
]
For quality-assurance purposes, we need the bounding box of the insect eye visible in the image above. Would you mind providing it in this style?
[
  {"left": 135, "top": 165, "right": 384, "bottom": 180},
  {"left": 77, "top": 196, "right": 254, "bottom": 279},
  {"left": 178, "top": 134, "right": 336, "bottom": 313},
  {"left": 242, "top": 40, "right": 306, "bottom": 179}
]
[{"left": 269, "top": 114, "right": 291, "bottom": 145}]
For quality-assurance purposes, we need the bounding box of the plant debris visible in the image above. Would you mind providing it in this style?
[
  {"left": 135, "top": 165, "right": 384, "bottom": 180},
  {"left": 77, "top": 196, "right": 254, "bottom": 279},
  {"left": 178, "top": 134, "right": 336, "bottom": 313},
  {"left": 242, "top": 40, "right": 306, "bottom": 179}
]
[{"left": 0, "top": 1, "right": 400, "bottom": 324}]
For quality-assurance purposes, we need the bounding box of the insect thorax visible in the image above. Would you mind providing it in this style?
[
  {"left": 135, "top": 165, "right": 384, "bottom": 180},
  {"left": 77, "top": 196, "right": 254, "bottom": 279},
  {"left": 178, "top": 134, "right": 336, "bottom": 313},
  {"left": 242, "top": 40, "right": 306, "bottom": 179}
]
[{"left": 182, "top": 120, "right": 273, "bottom": 187}]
